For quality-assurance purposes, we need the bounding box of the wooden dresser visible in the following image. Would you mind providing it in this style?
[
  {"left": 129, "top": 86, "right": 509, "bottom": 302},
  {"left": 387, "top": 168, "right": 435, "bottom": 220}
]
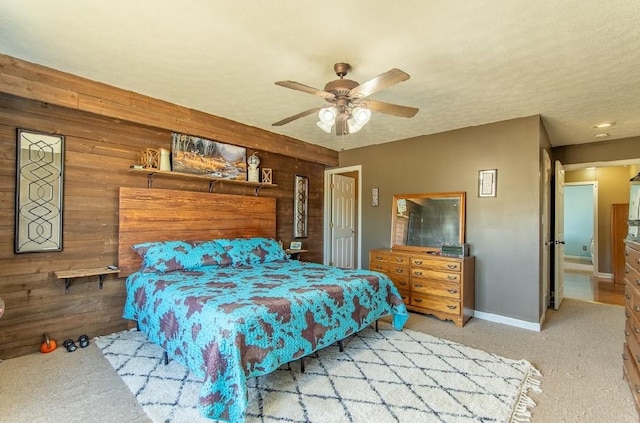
[
  {"left": 370, "top": 248, "right": 475, "bottom": 327},
  {"left": 623, "top": 239, "right": 640, "bottom": 412}
]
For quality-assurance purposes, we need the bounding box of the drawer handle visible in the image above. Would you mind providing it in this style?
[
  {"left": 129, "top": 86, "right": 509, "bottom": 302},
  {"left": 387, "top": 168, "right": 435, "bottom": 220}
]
[
  {"left": 375, "top": 266, "right": 383, "bottom": 270},
  {"left": 447, "top": 305, "right": 457, "bottom": 310},
  {"left": 634, "top": 326, "right": 640, "bottom": 334},
  {"left": 627, "top": 311, "right": 632, "bottom": 318},
  {"left": 400, "top": 281, "right": 407, "bottom": 286},
  {"left": 395, "top": 269, "right": 404, "bottom": 273},
  {"left": 637, "top": 258, "right": 640, "bottom": 265},
  {"left": 627, "top": 293, "right": 632, "bottom": 299},
  {"left": 635, "top": 305, "right": 640, "bottom": 313},
  {"left": 414, "top": 298, "right": 423, "bottom": 303},
  {"left": 414, "top": 271, "right": 423, "bottom": 276},
  {"left": 626, "top": 249, "right": 630, "bottom": 256},
  {"left": 414, "top": 284, "right": 423, "bottom": 288},
  {"left": 636, "top": 386, "right": 640, "bottom": 394},
  {"left": 395, "top": 258, "right": 404, "bottom": 263},
  {"left": 375, "top": 256, "right": 383, "bottom": 260},
  {"left": 447, "top": 289, "right": 458, "bottom": 294},
  {"left": 623, "top": 352, "right": 629, "bottom": 361},
  {"left": 414, "top": 260, "right": 423, "bottom": 265},
  {"left": 625, "top": 329, "right": 630, "bottom": 337},
  {"left": 636, "top": 279, "right": 640, "bottom": 286},
  {"left": 447, "top": 264, "right": 456, "bottom": 269},
  {"left": 447, "top": 275, "right": 457, "bottom": 280}
]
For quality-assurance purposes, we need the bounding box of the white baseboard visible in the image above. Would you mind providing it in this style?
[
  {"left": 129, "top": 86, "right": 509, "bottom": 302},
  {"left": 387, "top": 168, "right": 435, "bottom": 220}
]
[
  {"left": 597, "top": 272, "right": 613, "bottom": 280},
  {"left": 473, "top": 310, "right": 541, "bottom": 332}
]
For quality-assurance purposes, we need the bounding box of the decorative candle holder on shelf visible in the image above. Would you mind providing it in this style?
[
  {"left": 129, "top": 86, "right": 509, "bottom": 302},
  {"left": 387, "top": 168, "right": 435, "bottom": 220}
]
[{"left": 262, "top": 168, "right": 272, "bottom": 184}]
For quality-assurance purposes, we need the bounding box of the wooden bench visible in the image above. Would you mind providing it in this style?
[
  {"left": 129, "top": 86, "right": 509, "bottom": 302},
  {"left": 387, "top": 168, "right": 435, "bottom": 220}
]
[{"left": 54, "top": 267, "right": 119, "bottom": 294}]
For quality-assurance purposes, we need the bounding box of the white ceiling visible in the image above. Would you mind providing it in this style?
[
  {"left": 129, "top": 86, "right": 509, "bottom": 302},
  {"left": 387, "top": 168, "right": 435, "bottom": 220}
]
[{"left": 1, "top": 1, "right": 639, "bottom": 152}]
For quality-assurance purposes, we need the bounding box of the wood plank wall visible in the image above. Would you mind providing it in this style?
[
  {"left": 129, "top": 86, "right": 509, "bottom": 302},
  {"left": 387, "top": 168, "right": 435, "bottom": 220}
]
[{"left": 0, "top": 56, "right": 336, "bottom": 359}]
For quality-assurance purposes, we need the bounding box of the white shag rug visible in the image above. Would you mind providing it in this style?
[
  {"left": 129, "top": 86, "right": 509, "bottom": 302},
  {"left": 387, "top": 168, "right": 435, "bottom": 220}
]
[{"left": 95, "top": 324, "right": 541, "bottom": 423}]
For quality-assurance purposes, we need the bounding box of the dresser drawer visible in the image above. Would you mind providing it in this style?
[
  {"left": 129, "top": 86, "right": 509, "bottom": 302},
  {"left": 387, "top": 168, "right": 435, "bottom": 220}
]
[
  {"left": 631, "top": 314, "right": 640, "bottom": 345},
  {"left": 390, "top": 254, "right": 410, "bottom": 266},
  {"left": 626, "top": 263, "right": 640, "bottom": 288},
  {"left": 623, "top": 343, "right": 640, "bottom": 402},
  {"left": 627, "top": 245, "right": 640, "bottom": 273},
  {"left": 389, "top": 273, "right": 410, "bottom": 291},
  {"left": 412, "top": 257, "right": 461, "bottom": 272},
  {"left": 370, "top": 262, "right": 389, "bottom": 273},
  {"left": 411, "top": 280, "right": 461, "bottom": 299},
  {"left": 397, "top": 289, "right": 411, "bottom": 306},
  {"left": 411, "top": 268, "right": 461, "bottom": 284},
  {"left": 370, "top": 251, "right": 389, "bottom": 263},
  {"left": 632, "top": 291, "right": 640, "bottom": 322},
  {"left": 411, "top": 293, "right": 461, "bottom": 315},
  {"left": 628, "top": 322, "right": 640, "bottom": 371}
]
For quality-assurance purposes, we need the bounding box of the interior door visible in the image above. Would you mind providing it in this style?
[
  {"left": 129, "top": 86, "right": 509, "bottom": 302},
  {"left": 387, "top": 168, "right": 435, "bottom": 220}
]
[
  {"left": 542, "top": 150, "right": 551, "bottom": 312},
  {"left": 554, "top": 160, "right": 566, "bottom": 310},
  {"left": 330, "top": 174, "right": 356, "bottom": 268}
]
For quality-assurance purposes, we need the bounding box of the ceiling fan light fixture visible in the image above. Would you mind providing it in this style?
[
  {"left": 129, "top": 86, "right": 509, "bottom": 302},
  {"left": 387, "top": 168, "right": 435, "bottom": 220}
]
[
  {"left": 318, "top": 106, "right": 337, "bottom": 124},
  {"left": 347, "top": 118, "right": 363, "bottom": 133},
  {"left": 316, "top": 120, "right": 333, "bottom": 133},
  {"left": 352, "top": 107, "right": 371, "bottom": 126}
]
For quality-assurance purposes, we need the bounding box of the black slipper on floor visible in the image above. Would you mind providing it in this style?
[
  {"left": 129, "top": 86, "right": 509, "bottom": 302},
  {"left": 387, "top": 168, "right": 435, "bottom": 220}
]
[
  {"left": 63, "top": 339, "right": 77, "bottom": 352},
  {"left": 78, "top": 335, "right": 89, "bottom": 348}
]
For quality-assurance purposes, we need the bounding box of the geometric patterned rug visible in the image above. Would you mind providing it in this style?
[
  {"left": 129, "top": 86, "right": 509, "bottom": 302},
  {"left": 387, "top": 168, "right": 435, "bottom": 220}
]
[{"left": 95, "top": 323, "right": 541, "bottom": 423}]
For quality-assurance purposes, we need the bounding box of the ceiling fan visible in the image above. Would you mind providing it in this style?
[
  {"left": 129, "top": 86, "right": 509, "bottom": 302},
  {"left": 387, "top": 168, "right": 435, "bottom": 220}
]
[{"left": 272, "top": 63, "right": 419, "bottom": 135}]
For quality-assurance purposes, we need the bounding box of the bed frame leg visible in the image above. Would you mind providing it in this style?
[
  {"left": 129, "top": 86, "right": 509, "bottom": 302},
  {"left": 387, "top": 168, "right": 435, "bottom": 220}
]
[
  {"left": 162, "top": 351, "right": 169, "bottom": 365},
  {"left": 300, "top": 357, "right": 305, "bottom": 373},
  {"left": 338, "top": 339, "right": 344, "bottom": 352},
  {"left": 375, "top": 319, "right": 379, "bottom": 332}
]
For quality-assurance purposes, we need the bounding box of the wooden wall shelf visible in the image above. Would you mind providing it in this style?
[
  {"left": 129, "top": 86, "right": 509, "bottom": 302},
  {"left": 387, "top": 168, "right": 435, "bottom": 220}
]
[{"left": 129, "top": 167, "right": 277, "bottom": 196}]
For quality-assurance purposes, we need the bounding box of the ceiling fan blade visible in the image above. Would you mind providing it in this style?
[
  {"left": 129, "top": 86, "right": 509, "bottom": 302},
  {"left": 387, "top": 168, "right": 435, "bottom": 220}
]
[
  {"left": 272, "top": 106, "right": 322, "bottom": 126},
  {"left": 275, "top": 81, "right": 336, "bottom": 100},
  {"left": 363, "top": 99, "right": 419, "bottom": 118},
  {"left": 349, "top": 68, "right": 410, "bottom": 99}
]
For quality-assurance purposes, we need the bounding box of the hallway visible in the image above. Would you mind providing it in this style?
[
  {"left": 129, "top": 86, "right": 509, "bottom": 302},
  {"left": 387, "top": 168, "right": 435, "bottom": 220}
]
[{"left": 564, "top": 270, "right": 625, "bottom": 306}]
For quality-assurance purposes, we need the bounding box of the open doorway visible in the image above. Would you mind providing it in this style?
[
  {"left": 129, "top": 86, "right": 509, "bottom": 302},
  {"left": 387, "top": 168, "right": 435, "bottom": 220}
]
[
  {"left": 559, "top": 161, "right": 638, "bottom": 305},
  {"left": 563, "top": 182, "right": 597, "bottom": 273}
]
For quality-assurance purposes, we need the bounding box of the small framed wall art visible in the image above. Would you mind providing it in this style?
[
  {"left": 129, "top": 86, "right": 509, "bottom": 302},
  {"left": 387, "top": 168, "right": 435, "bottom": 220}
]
[
  {"left": 372, "top": 187, "right": 379, "bottom": 207},
  {"left": 478, "top": 169, "right": 497, "bottom": 197}
]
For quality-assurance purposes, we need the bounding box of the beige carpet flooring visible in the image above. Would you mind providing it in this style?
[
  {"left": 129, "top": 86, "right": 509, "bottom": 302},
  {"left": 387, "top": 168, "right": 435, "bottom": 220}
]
[{"left": 0, "top": 298, "right": 637, "bottom": 423}]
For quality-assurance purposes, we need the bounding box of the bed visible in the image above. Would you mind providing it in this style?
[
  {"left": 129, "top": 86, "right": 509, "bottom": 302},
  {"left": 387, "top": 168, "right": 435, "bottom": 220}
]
[{"left": 118, "top": 187, "right": 409, "bottom": 422}]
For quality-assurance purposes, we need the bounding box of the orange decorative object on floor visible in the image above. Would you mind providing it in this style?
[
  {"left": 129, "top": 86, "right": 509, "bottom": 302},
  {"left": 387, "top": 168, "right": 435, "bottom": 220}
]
[{"left": 40, "top": 334, "right": 57, "bottom": 353}]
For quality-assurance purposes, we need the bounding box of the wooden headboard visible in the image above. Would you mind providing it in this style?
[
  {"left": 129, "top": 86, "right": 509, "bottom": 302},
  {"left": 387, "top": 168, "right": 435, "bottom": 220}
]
[{"left": 118, "top": 187, "right": 277, "bottom": 276}]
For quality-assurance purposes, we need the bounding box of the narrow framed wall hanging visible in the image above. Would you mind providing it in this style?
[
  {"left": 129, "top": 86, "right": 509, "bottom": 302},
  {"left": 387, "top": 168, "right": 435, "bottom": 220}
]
[
  {"left": 15, "top": 129, "right": 65, "bottom": 253},
  {"left": 294, "top": 175, "right": 308, "bottom": 238}
]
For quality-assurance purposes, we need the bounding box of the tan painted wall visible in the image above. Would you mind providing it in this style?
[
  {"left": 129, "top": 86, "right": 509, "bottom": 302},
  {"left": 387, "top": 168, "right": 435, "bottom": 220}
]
[
  {"left": 553, "top": 136, "right": 640, "bottom": 164},
  {"left": 339, "top": 116, "right": 543, "bottom": 323}
]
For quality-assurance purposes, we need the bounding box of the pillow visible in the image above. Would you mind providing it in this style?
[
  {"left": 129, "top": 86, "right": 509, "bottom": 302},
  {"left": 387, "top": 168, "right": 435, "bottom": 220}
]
[
  {"left": 132, "top": 240, "right": 231, "bottom": 272},
  {"left": 215, "top": 237, "right": 287, "bottom": 266}
]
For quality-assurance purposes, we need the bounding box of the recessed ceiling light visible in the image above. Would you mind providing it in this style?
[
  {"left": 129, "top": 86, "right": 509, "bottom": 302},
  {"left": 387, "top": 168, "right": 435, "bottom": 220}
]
[
  {"left": 593, "top": 122, "right": 616, "bottom": 128},
  {"left": 594, "top": 133, "right": 609, "bottom": 138}
]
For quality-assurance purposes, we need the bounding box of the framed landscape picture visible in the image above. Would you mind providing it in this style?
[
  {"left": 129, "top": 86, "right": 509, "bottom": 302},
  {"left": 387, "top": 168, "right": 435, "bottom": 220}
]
[{"left": 171, "top": 133, "right": 247, "bottom": 180}]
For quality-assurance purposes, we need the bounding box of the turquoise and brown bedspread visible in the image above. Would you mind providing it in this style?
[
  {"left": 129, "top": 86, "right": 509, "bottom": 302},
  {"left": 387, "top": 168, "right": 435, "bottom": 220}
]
[{"left": 123, "top": 238, "right": 408, "bottom": 422}]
